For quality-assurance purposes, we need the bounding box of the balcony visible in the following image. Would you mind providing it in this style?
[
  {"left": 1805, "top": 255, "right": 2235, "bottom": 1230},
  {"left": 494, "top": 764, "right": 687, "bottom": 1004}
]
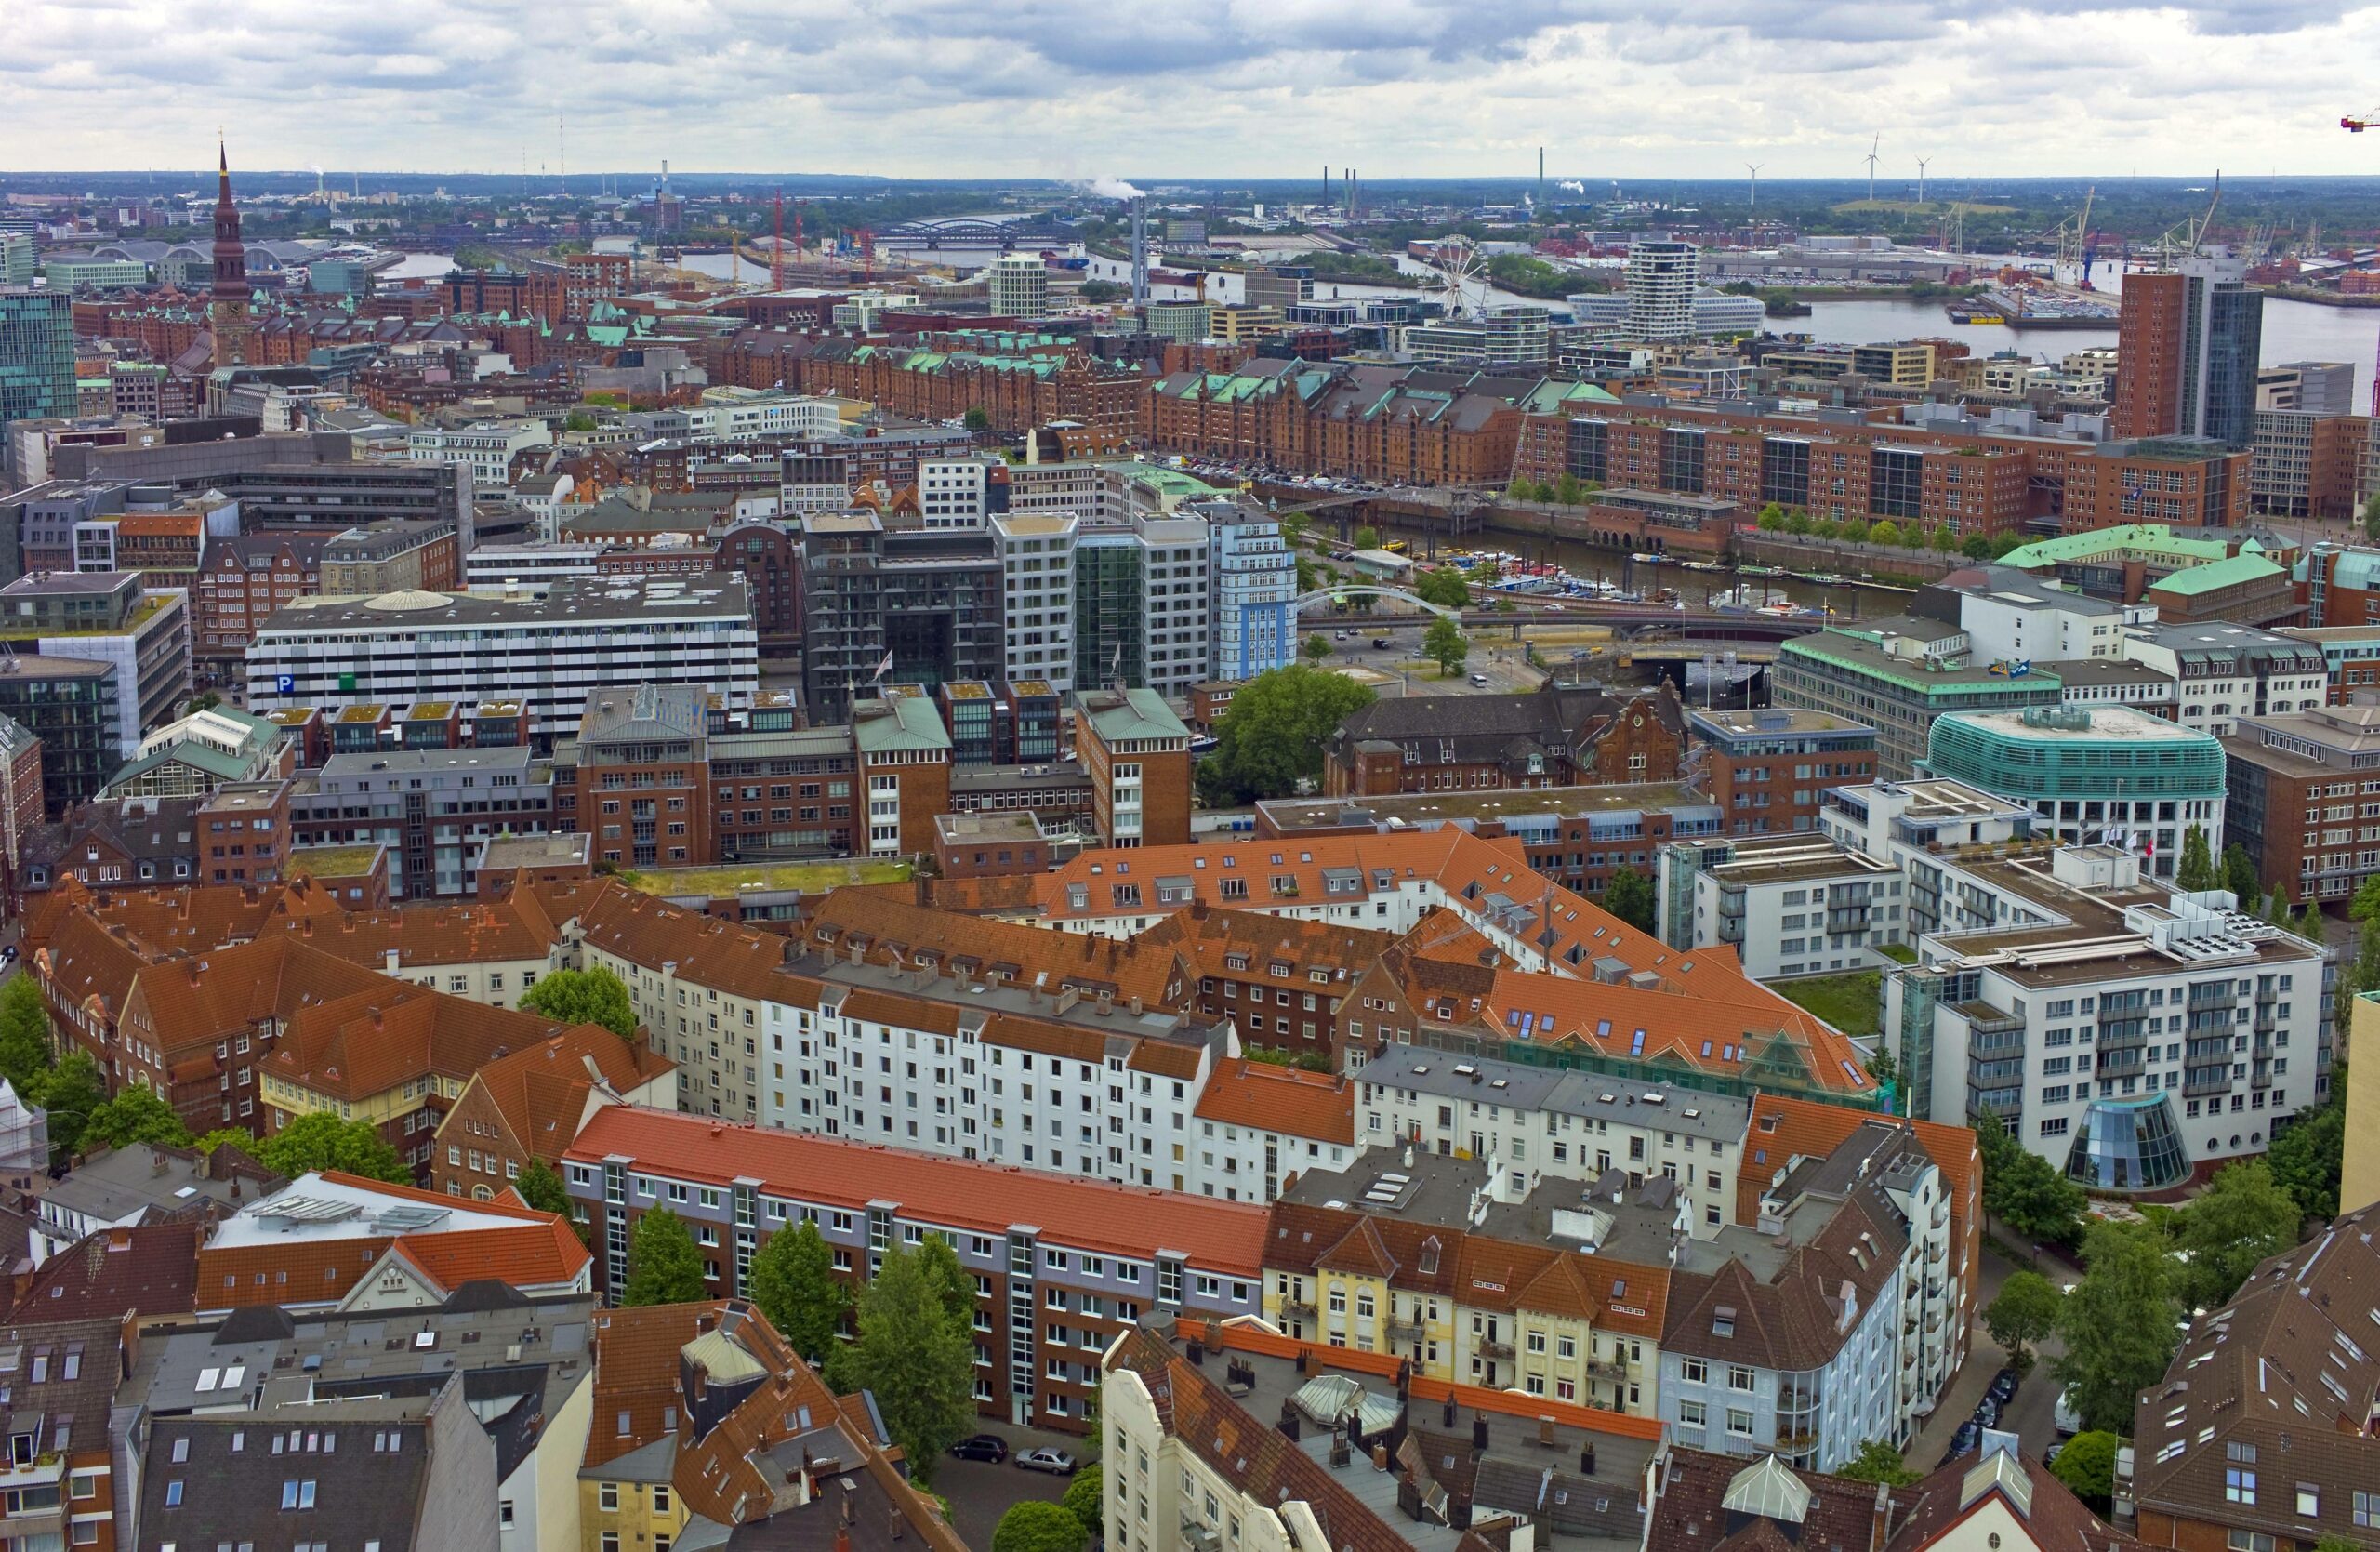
[
  {"left": 1479, "top": 1338, "right": 1515, "bottom": 1360},
  {"left": 1386, "top": 1318, "right": 1424, "bottom": 1344},
  {"left": 1281, "top": 1299, "right": 1316, "bottom": 1321},
  {"left": 2183, "top": 1069, "right": 2233, "bottom": 1099},
  {"left": 1775, "top": 1430, "right": 1818, "bottom": 1454},
  {"left": 1585, "top": 1358, "right": 1631, "bottom": 1383}
]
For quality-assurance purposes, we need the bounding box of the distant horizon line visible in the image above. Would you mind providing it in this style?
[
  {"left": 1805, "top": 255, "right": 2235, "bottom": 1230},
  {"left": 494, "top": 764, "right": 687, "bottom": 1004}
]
[{"left": 0, "top": 168, "right": 2360, "bottom": 187}]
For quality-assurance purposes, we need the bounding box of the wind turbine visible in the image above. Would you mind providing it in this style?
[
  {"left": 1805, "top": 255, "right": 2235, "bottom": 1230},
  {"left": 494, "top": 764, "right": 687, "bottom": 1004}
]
[
  {"left": 1864, "top": 134, "right": 1881, "bottom": 202},
  {"left": 1916, "top": 156, "right": 1931, "bottom": 205},
  {"left": 1746, "top": 163, "right": 1764, "bottom": 209}
]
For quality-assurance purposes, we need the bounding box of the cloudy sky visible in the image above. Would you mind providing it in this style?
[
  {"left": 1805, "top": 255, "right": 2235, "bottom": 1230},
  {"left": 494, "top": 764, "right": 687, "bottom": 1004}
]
[{"left": 5, "top": 0, "right": 2376, "bottom": 179}]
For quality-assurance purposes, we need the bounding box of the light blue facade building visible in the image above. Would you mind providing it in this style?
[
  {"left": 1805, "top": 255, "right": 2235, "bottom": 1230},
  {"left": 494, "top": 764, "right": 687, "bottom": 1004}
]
[{"left": 1203, "top": 499, "right": 1297, "bottom": 683}]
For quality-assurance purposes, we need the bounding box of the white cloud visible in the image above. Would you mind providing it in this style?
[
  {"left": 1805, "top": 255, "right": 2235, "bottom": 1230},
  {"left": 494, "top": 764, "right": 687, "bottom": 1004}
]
[{"left": 0, "top": 0, "right": 2373, "bottom": 175}]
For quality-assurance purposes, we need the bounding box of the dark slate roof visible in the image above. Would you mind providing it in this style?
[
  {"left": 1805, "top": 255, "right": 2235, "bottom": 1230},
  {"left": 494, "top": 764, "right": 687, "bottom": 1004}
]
[
  {"left": 1329, "top": 684, "right": 1684, "bottom": 771},
  {"left": 11, "top": 1221, "right": 200, "bottom": 1321},
  {"left": 140, "top": 1399, "right": 433, "bottom": 1550}
]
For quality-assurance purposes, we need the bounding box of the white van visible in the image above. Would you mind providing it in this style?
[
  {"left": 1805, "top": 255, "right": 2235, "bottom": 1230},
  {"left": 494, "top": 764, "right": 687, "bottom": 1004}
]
[{"left": 2054, "top": 1386, "right": 2082, "bottom": 1438}]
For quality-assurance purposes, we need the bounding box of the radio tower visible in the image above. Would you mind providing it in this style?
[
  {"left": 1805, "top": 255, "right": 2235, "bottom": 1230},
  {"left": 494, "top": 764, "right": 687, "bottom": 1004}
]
[{"left": 773, "top": 189, "right": 786, "bottom": 291}]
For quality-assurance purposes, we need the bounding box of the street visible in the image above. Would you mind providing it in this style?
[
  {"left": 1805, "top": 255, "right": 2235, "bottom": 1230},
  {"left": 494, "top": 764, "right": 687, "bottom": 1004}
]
[
  {"left": 1301, "top": 621, "right": 1545, "bottom": 696},
  {"left": 1904, "top": 1246, "right": 2068, "bottom": 1472}
]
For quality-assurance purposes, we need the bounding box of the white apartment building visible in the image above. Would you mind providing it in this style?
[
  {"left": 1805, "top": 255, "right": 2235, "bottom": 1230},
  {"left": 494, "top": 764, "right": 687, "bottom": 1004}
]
[
  {"left": 406, "top": 419, "right": 552, "bottom": 491},
  {"left": 1355, "top": 1044, "right": 1748, "bottom": 1237},
  {"left": 1657, "top": 832, "right": 1910, "bottom": 980},
  {"left": 689, "top": 390, "right": 840, "bottom": 443},
  {"left": 463, "top": 542, "right": 605, "bottom": 593},
  {"left": 993, "top": 512, "right": 1078, "bottom": 688},
  {"left": 920, "top": 458, "right": 993, "bottom": 529},
  {"left": 1944, "top": 572, "right": 2134, "bottom": 664},
  {"left": 245, "top": 574, "right": 757, "bottom": 743},
  {"left": 2120, "top": 622, "right": 2328, "bottom": 737},
  {"left": 1835, "top": 779, "right": 2330, "bottom": 1187},
  {"left": 1184, "top": 1058, "right": 1356, "bottom": 1203}
]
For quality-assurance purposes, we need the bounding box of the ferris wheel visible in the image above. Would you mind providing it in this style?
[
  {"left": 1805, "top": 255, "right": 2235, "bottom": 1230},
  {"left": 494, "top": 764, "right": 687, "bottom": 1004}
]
[{"left": 1430, "top": 240, "right": 1488, "bottom": 321}]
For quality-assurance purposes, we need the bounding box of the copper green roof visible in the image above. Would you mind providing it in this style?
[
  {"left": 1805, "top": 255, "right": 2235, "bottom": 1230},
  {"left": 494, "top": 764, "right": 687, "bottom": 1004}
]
[{"left": 2149, "top": 553, "right": 2283, "bottom": 596}]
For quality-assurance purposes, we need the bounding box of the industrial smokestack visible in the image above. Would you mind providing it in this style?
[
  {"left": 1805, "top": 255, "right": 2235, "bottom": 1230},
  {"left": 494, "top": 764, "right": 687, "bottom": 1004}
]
[{"left": 1130, "top": 196, "right": 1149, "bottom": 312}]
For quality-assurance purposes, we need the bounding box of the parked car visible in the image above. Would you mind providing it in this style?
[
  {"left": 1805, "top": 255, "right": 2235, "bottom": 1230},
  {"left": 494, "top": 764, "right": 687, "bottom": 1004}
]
[
  {"left": 1973, "top": 1397, "right": 2000, "bottom": 1430},
  {"left": 1939, "top": 1420, "right": 1981, "bottom": 1466},
  {"left": 1017, "top": 1448, "right": 1078, "bottom": 1476},
  {"left": 1989, "top": 1369, "right": 2019, "bottom": 1406},
  {"left": 2053, "top": 1386, "right": 2082, "bottom": 1438},
  {"left": 950, "top": 1435, "right": 1009, "bottom": 1463},
  {"left": 2044, "top": 1442, "right": 2066, "bottom": 1470}
]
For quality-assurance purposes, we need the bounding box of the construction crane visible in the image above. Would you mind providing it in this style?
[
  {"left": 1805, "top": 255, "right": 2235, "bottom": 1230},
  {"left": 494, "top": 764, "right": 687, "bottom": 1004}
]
[
  {"left": 2053, "top": 186, "right": 2096, "bottom": 277},
  {"left": 2153, "top": 176, "right": 2223, "bottom": 266}
]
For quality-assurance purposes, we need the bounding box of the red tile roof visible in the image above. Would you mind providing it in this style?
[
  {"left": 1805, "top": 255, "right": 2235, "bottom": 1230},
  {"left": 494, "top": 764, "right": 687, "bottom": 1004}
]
[
  {"left": 1739, "top": 1095, "right": 1979, "bottom": 1292},
  {"left": 1193, "top": 1058, "right": 1355, "bottom": 1144},
  {"left": 460, "top": 1028, "right": 676, "bottom": 1163},
  {"left": 10, "top": 1222, "right": 202, "bottom": 1321},
  {"left": 565, "top": 1107, "right": 1270, "bottom": 1273}
]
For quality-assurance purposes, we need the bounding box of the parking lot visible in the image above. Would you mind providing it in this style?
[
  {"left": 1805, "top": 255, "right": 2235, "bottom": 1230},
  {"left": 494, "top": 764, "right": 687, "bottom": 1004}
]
[{"left": 932, "top": 1424, "right": 1091, "bottom": 1548}]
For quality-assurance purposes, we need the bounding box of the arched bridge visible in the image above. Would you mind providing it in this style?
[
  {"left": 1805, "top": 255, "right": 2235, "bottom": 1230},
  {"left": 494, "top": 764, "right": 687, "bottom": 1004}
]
[{"left": 1293, "top": 586, "right": 1461, "bottom": 619}]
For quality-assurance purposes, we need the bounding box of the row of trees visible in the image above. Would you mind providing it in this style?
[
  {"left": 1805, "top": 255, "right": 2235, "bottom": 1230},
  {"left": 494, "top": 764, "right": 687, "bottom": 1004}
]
[
  {"left": 1503, "top": 474, "right": 1603, "bottom": 506},
  {"left": 1752, "top": 503, "right": 2023, "bottom": 561}
]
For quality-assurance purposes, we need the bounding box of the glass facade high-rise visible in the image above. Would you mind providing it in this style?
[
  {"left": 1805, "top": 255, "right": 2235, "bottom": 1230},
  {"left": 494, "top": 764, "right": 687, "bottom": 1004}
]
[{"left": 0, "top": 289, "right": 75, "bottom": 429}]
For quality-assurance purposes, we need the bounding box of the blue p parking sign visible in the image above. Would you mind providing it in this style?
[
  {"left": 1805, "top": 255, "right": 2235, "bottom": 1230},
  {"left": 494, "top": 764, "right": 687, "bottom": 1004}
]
[{"left": 276, "top": 675, "right": 296, "bottom": 695}]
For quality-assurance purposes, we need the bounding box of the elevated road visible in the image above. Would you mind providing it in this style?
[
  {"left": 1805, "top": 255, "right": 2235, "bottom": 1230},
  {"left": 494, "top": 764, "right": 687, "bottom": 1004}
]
[{"left": 1304, "top": 606, "right": 1824, "bottom": 640}]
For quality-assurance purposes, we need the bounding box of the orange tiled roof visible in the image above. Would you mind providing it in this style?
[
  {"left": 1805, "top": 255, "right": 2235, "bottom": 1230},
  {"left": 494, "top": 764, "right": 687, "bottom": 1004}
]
[
  {"left": 1739, "top": 1094, "right": 1980, "bottom": 1286},
  {"left": 566, "top": 1107, "right": 1269, "bottom": 1272},
  {"left": 796, "top": 886, "right": 1194, "bottom": 1010},
  {"left": 585, "top": 1301, "right": 723, "bottom": 1468},
  {"left": 463, "top": 1028, "right": 676, "bottom": 1162},
  {"left": 265, "top": 892, "right": 565, "bottom": 970},
  {"left": 1193, "top": 1058, "right": 1354, "bottom": 1144},
  {"left": 262, "top": 979, "right": 605, "bottom": 1101}
]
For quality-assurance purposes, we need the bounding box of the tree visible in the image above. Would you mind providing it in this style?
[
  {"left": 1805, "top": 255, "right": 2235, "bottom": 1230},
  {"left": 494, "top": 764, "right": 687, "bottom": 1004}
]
[
  {"left": 517, "top": 968, "right": 636, "bottom": 1040},
  {"left": 1930, "top": 525, "right": 1961, "bottom": 553},
  {"left": 36, "top": 1052, "right": 105, "bottom": 1162},
  {"left": 992, "top": 1502, "right": 1089, "bottom": 1552},
  {"left": 961, "top": 406, "right": 992, "bottom": 433},
  {"left": 253, "top": 1109, "right": 411, "bottom": 1184},
  {"left": 1414, "top": 568, "right": 1471, "bottom": 609},
  {"left": 80, "top": 1084, "right": 192, "bottom": 1152},
  {"left": 750, "top": 1220, "right": 850, "bottom": 1363},
  {"left": 1839, "top": 517, "right": 1871, "bottom": 545},
  {"left": 914, "top": 1234, "right": 977, "bottom": 1336},
  {"left": 1833, "top": 1439, "right": 1920, "bottom": 1487},
  {"left": 1994, "top": 1147, "right": 2090, "bottom": 1247},
  {"left": 1812, "top": 519, "right": 1841, "bottom": 541},
  {"left": 2172, "top": 1161, "right": 2302, "bottom": 1309},
  {"left": 1302, "top": 633, "right": 1332, "bottom": 665},
  {"left": 2352, "top": 873, "right": 2380, "bottom": 922},
  {"left": 2224, "top": 844, "right": 2264, "bottom": 907},
  {"left": 2175, "top": 824, "right": 2215, "bottom": 892},
  {"left": 1869, "top": 520, "right": 1901, "bottom": 548},
  {"left": 184, "top": 691, "right": 222, "bottom": 715},
  {"left": 1422, "top": 617, "right": 1470, "bottom": 677},
  {"left": 2264, "top": 884, "right": 2295, "bottom": 927},
  {"left": 1783, "top": 509, "right": 1813, "bottom": 537},
  {"left": 1984, "top": 1270, "right": 2062, "bottom": 1369},
  {"left": 1898, "top": 521, "right": 1928, "bottom": 549},
  {"left": 835, "top": 1243, "right": 975, "bottom": 1486},
  {"left": 192, "top": 1127, "right": 260, "bottom": 1159},
  {"left": 2266, "top": 1094, "right": 2344, "bottom": 1220},
  {"left": 2053, "top": 1221, "right": 2179, "bottom": 1436},
  {"left": 2365, "top": 491, "right": 2380, "bottom": 542},
  {"left": 1962, "top": 534, "right": 1993, "bottom": 560},
  {"left": 1354, "top": 524, "right": 1381, "bottom": 550},
  {"left": 1977, "top": 1109, "right": 2086, "bottom": 1247},
  {"left": 512, "top": 1157, "right": 574, "bottom": 1219},
  {"left": 1554, "top": 472, "right": 1584, "bottom": 506},
  {"left": 1197, "top": 665, "right": 1376, "bottom": 805},
  {"left": 563, "top": 409, "right": 599, "bottom": 433},
  {"left": 0, "top": 977, "right": 51, "bottom": 1097},
  {"left": 1504, "top": 478, "right": 1544, "bottom": 504},
  {"left": 1603, "top": 867, "right": 1656, "bottom": 932},
  {"left": 1864, "top": 1037, "right": 1899, "bottom": 1106},
  {"left": 1756, "top": 502, "right": 1785, "bottom": 531},
  {"left": 621, "top": 1206, "right": 708, "bottom": 1307},
  {"left": 1061, "top": 1466, "right": 1105, "bottom": 1539},
  {"left": 2050, "top": 1430, "right": 2120, "bottom": 1507}
]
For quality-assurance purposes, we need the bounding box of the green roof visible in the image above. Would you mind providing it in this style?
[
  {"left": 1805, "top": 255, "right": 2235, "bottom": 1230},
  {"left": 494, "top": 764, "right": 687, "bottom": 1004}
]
[
  {"left": 1998, "top": 524, "right": 2231, "bottom": 571},
  {"left": 287, "top": 844, "right": 386, "bottom": 878},
  {"left": 1781, "top": 633, "right": 2065, "bottom": 696},
  {"left": 1079, "top": 687, "right": 1189, "bottom": 744},
  {"left": 2149, "top": 553, "right": 2282, "bottom": 596},
  {"left": 853, "top": 692, "right": 953, "bottom": 755}
]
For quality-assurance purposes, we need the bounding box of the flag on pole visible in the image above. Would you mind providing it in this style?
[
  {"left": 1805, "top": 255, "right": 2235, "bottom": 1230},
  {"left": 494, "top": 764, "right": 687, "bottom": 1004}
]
[{"left": 872, "top": 651, "right": 893, "bottom": 683}]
